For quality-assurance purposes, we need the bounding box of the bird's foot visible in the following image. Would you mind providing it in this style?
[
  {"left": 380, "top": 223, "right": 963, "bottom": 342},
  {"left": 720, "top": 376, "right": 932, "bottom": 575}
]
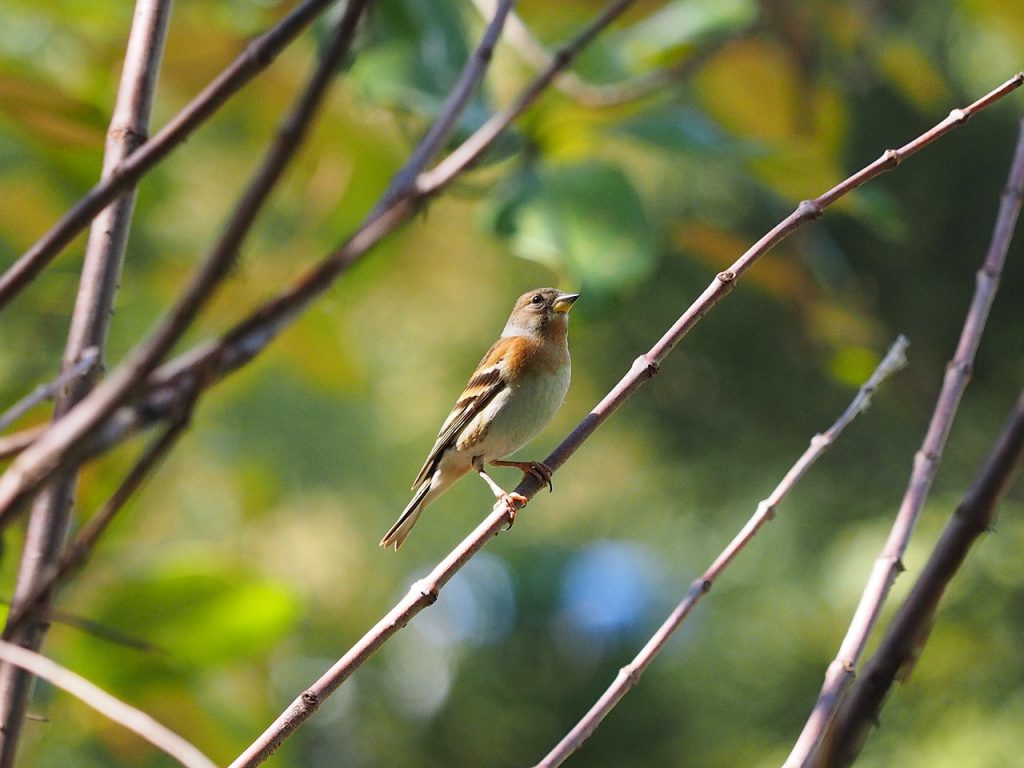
[
  {"left": 492, "top": 460, "right": 554, "bottom": 492},
  {"left": 500, "top": 492, "right": 528, "bottom": 530}
]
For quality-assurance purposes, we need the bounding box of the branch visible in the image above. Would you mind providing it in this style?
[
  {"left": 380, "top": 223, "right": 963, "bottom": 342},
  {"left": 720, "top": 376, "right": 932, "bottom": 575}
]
[
  {"left": 783, "top": 111, "right": 1024, "bottom": 768},
  {"left": 226, "top": 75, "right": 1021, "bottom": 767},
  {"left": 532, "top": 336, "right": 909, "bottom": 768},
  {"left": 0, "top": 0, "right": 338, "bottom": 310},
  {"left": 372, "top": 0, "right": 516, "bottom": 214},
  {"left": 470, "top": 0, "right": 758, "bottom": 108},
  {"left": 0, "top": 348, "right": 100, "bottom": 433},
  {"left": 0, "top": 641, "right": 215, "bottom": 768},
  {"left": 819, "top": 387, "right": 1024, "bottom": 767},
  {"left": 0, "top": 1, "right": 173, "bottom": 762},
  {"left": 0, "top": 428, "right": 44, "bottom": 462},
  {"left": 0, "top": 0, "right": 370, "bottom": 529},
  {"left": 4, "top": 416, "right": 192, "bottom": 635}
]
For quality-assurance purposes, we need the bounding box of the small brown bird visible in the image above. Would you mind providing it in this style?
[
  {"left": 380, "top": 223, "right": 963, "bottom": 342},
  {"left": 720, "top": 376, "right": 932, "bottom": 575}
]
[{"left": 380, "top": 288, "right": 580, "bottom": 550}]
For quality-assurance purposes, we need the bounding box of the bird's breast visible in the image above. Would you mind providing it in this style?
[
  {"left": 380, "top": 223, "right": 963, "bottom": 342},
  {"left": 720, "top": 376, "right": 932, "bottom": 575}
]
[{"left": 457, "top": 361, "right": 570, "bottom": 461}]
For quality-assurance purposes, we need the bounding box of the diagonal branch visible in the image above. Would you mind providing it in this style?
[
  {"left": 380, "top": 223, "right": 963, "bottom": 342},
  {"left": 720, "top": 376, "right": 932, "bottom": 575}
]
[
  {"left": 372, "top": 0, "right": 516, "bottom": 214},
  {"left": 0, "top": 429, "right": 44, "bottom": 462},
  {"left": 4, "top": 415, "right": 192, "bottom": 635},
  {"left": 0, "top": 0, "right": 339, "bottom": 310},
  {"left": 783, "top": 111, "right": 1024, "bottom": 768},
  {"left": 470, "top": 0, "right": 758, "bottom": 108},
  {"left": 224, "top": 75, "right": 1021, "bottom": 768},
  {"left": 819, "top": 387, "right": 1024, "bottom": 767},
  {"left": 532, "top": 335, "right": 910, "bottom": 768},
  {"left": 0, "top": 641, "right": 215, "bottom": 768},
  {"left": 0, "top": 348, "right": 100, "bottom": 434}
]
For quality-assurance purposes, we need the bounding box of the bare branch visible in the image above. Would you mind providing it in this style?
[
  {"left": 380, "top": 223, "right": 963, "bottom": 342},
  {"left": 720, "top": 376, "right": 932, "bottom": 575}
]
[
  {"left": 470, "top": 0, "right": 758, "bottom": 108},
  {"left": 373, "top": 0, "right": 516, "bottom": 214},
  {"left": 0, "top": 641, "right": 215, "bottom": 768},
  {"left": 819, "top": 387, "right": 1024, "bottom": 767},
  {"left": 0, "top": 0, "right": 338, "bottom": 310},
  {"left": 533, "top": 336, "right": 909, "bottom": 768},
  {"left": 0, "top": 348, "right": 100, "bottom": 433},
  {"left": 418, "top": 0, "right": 654, "bottom": 195},
  {"left": 0, "top": 428, "right": 44, "bottom": 462},
  {"left": 783, "top": 111, "right": 1024, "bottom": 768},
  {"left": 5, "top": 416, "right": 192, "bottom": 636}
]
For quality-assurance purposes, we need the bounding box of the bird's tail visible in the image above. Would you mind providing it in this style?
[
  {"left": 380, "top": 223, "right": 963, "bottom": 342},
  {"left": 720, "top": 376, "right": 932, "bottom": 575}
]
[{"left": 380, "top": 481, "right": 431, "bottom": 550}]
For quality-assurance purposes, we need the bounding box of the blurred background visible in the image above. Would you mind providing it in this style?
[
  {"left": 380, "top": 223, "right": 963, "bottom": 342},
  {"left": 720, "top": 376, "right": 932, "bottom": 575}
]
[{"left": 1, "top": 0, "right": 1023, "bottom": 766}]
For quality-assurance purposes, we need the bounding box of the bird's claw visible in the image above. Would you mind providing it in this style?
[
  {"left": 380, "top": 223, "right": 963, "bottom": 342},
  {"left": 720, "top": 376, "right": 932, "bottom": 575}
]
[
  {"left": 526, "top": 461, "right": 554, "bottom": 493},
  {"left": 501, "top": 493, "right": 528, "bottom": 530}
]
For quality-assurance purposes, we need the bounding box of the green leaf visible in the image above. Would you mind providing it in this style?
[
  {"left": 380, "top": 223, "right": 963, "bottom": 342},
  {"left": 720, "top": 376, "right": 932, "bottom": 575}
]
[
  {"left": 484, "top": 161, "right": 658, "bottom": 293},
  {"left": 616, "top": 0, "right": 758, "bottom": 64},
  {"left": 68, "top": 557, "right": 301, "bottom": 693}
]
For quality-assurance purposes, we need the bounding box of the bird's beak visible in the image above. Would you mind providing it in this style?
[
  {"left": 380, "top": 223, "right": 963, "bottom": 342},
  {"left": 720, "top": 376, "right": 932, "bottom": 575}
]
[{"left": 553, "top": 292, "right": 580, "bottom": 314}]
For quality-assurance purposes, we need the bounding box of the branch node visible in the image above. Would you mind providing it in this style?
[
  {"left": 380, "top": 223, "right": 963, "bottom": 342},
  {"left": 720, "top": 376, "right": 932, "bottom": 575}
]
[
  {"left": 947, "top": 359, "right": 972, "bottom": 379},
  {"left": 716, "top": 269, "right": 736, "bottom": 284},
  {"left": 415, "top": 579, "right": 439, "bottom": 605},
  {"left": 619, "top": 664, "right": 642, "bottom": 687},
  {"left": 108, "top": 124, "right": 149, "bottom": 148},
  {"left": 796, "top": 199, "right": 824, "bottom": 219},
  {"left": 882, "top": 148, "right": 901, "bottom": 167},
  {"left": 947, "top": 107, "right": 968, "bottom": 125},
  {"left": 633, "top": 355, "right": 659, "bottom": 379},
  {"left": 300, "top": 689, "right": 320, "bottom": 710}
]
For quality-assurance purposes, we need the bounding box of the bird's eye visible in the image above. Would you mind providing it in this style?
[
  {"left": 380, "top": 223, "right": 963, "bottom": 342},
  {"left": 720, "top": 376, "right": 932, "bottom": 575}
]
[{"left": 531, "top": 294, "right": 544, "bottom": 305}]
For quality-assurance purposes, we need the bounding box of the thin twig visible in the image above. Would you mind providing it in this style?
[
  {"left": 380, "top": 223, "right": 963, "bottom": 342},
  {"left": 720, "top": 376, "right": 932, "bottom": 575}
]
[
  {"left": 0, "top": 0, "right": 339, "bottom": 310},
  {"left": 819, "top": 387, "right": 1024, "bottom": 768},
  {"left": 783, "top": 111, "right": 1024, "bottom": 768},
  {"left": 533, "top": 336, "right": 909, "bottom": 768},
  {"left": 0, "top": 428, "right": 44, "bottom": 462},
  {"left": 5, "top": 417, "right": 192, "bottom": 635},
  {"left": 0, "top": 2, "right": 173, "bottom": 762},
  {"left": 225, "top": 76, "right": 1021, "bottom": 768},
  {"left": 373, "top": 0, "right": 516, "bottom": 214},
  {"left": 0, "top": 641, "right": 215, "bottom": 768},
  {"left": 0, "top": 0, "right": 370, "bottom": 530},
  {"left": 0, "top": 348, "right": 100, "bottom": 433},
  {"left": 470, "top": 0, "right": 757, "bottom": 108}
]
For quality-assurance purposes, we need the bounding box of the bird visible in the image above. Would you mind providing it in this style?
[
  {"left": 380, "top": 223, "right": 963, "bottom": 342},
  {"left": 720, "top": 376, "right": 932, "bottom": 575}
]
[{"left": 380, "top": 288, "right": 580, "bottom": 550}]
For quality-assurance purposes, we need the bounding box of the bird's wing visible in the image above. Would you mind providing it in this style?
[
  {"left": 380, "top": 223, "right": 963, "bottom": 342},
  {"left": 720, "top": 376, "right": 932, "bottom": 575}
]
[{"left": 411, "top": 337, "right": 514, "bottom": 489}]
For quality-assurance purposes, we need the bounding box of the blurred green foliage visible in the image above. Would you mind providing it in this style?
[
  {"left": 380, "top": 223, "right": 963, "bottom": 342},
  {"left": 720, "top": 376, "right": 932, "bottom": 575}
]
[{"left": 1, "top": 0, "right": 1023, "bottom": 766}]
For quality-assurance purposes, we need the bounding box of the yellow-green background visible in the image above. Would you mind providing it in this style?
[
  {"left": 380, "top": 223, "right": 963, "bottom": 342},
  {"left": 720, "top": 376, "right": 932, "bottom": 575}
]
[{"left": 1, "top": 0, "right": 1023, "bottom": 765}]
